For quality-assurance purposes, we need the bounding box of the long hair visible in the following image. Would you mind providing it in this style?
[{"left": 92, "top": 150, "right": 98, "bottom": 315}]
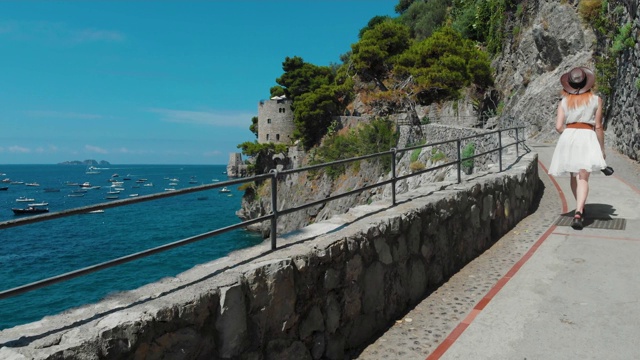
[{"left": 561, "top": 90, "right": 594, "bottom": 110}]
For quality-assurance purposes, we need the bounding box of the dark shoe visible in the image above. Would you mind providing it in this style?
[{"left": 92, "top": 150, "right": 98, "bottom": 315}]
[
  {"left": 601, "top": 166, "right": 614, "bottom": 176},
  {"left": 571, "top": 212, "right": 584, "bottom": 230}
]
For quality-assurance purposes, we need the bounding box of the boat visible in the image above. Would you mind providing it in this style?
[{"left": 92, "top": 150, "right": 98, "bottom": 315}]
[
  {"left": 86, "top": 166, "right": 101, "bottom": 174},
  {"left": 28, "top": 202, "right": 49, "bottom": 206},
  {"left": 219, "top": 187, "right": 231, "bottom": 193},
  {"left": 143, "top": 183, "right": 154, "bottom": 187},
  {"left": 129, "top": 193, "right": 139, "bottom": 197},
  {"left": 87, "top": 209, "right": 105, "bottom": 214},
  {"left": 80, "top": 182, "right": 92, "bottom": 188},
  {"left": 68, "top": 193, "right": 85, "bottom": 197},
  {"left": 25, "top": 182, "right": 40, "bottom": 187},
  {"left": 197, "top": 196, "right": 208, "bottom": 201},
  {"left": 16, "top": 196, "right": 35, "bottom": 202},
  {"left": 1, "top": 178, "right": 10, "bottom": 183},
  {"left": 111, "top": 173, "right": 119, "bottom": 178},
  {"left": 10, "top": 181, "right": 24, "bottom": 185},
  {"left": 43, "top": 187, "right": 60, "bottom": 192},
  {"left": 105, "top": 195, "right": 119, "bottom": 199},
  {"left": 12, "top": 206, "right": 49, "bottom": 215},
  {"left": 0, "top": 186, "right": 8, "bottom": 191}
]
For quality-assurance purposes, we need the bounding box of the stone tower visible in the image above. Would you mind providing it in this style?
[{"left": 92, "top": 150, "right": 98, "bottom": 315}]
[{"left": 257, "top": 95, "right": 294, "bottom": 144}]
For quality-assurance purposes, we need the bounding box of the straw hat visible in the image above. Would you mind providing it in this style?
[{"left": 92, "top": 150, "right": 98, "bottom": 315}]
[{"left": 560, "top": 67, "right": 595, "bottom": 94}]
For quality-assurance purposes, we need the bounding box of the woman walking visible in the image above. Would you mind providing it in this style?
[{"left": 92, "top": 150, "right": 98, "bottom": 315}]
[{"left": 548, "top": 66, "right": 607, "bottom": 230}]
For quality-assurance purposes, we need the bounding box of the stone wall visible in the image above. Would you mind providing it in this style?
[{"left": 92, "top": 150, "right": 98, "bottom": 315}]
[
  {"left": 607, "top": 0, "right": 640, "bottom": 160},
  {"left": 0, "top": 152, "right": 539, "bottom": 360}
]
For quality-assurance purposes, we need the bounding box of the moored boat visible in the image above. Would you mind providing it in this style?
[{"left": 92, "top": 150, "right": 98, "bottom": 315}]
[{"left": 12, "top": 206, "right": 49, "bottom": 215}]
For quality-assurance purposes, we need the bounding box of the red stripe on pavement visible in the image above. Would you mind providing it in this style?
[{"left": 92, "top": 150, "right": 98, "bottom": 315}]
[{"left": 425, "top": 160, "right": 564, "bottom": 360}]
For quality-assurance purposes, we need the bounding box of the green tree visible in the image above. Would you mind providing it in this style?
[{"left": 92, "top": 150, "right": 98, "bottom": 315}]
[
  {"left": 293, "top": 85, "right": 342, "bottom": 149},
  {"left": 350, "top": 21, "right": 411, "bottom": 90},
  {"left": 399, "top": 0, "right": 450, "bottom": 41},
  {"left": 358, "top": 15, "right": 392, "bottom": 38},
  {"left": 249, "top": 116, "right": 258, "bottom": 138},
  {"left": 276, "top": 56, "right": 334, "bottom": 101},
  {"left": 395, "top": 0, "right": 416, "bottom": 14},
  {"left": 395, "top": 26, "right": 493, "bottom": 104}
]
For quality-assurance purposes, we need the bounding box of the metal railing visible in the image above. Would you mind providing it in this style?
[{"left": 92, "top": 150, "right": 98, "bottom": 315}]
[{"left": 0, "top": 126, "right": 527, "bottom": 300}]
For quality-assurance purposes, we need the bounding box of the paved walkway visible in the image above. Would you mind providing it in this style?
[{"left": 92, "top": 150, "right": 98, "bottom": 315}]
[{"left": 356, "top": 142, "right": 640, "bottom": 359}]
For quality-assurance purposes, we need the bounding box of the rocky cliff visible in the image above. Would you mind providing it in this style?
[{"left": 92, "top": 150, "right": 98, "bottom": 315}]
[
  {"left": 239, "top": 0, "right": 640, "bottom": 237},
  {"left": 494, "top": 0, "right": 639, "bottom": 154}
]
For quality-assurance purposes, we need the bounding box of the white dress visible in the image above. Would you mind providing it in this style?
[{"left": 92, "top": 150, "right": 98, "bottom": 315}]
[{"left": 548, "top": 94, "right": 607, "bottom": 176}]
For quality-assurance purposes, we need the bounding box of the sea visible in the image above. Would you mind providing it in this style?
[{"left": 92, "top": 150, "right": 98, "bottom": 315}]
[{"left": 0, "top": 164, "right": 263, "bottom": 330}]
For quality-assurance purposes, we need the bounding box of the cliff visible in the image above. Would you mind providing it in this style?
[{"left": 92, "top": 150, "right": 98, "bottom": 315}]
[{"left": 238, "top": 0, "right": 639, "bottom": 237}]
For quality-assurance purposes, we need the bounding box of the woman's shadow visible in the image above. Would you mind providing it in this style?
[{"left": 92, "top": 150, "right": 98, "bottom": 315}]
[{"left": 563, "top": 203, "right": 618, "bottom": 227}]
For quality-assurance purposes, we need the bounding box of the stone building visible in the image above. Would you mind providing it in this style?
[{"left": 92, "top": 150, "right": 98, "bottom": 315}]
[
  {"left": 226, "top": 153, "right": 248, "bottom": 178},
  {"left": 257, "top": 95, "right": 294, "bottom": 144}
]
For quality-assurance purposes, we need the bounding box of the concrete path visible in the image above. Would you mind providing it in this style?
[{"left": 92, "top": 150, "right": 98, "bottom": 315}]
[{"left": 356, "top": 142, "right": 640, "bottom": 360}]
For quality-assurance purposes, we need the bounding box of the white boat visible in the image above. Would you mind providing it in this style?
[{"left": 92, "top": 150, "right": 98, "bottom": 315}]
[
  {"left": 87, "top": 209, "right": 105, "bottom": 214},
  {"left": 129, "top": 193, "right": 139, "bottom": 197},
  {"left": 86, "top": 166, "right": 101, "bottom": 174},
  {"left": 28, "top": 202, "right": 49, "bottom": 206},
  {"left": 219, "top": 187, "right": 231, "bottom": 193},
  {"left": 143, "top": 183, "right": 154, "bottom": 187},
  {"left": 16, "top": 196, "right": 35, "bottom": 202},
  {"left": 25, "top": 182, "right": 40, "bottom": 187},
  {"left": 80, "top": 182, "right": 92, "bottom": 188}
]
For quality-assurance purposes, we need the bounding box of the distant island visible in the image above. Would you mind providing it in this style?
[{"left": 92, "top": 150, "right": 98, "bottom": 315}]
[{"left": 58, "top": 160, "right": 111, "bottom": 166}]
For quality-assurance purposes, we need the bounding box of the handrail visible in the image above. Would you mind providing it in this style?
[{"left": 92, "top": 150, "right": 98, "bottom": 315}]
[{"left": 0, "top": 126, "right": 527, "bottom": 300}]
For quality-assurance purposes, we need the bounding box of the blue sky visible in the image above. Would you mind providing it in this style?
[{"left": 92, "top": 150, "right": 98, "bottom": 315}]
[{"left": 0, "top": 1, "right": 397, "bottom": 165}]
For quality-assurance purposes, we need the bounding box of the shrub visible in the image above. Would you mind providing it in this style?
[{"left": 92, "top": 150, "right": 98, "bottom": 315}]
[
  {"left": 635, "top": 78, "right": 640, "bottom": 91},
  {"left": 611, "top": 22, "right": 635, "bottom": 55},
  {"left": 431, "top": 148, "right": 446, "bottom": 162},
  {"left": 410, "top": 161, "right": 426, "bottom": 172},
  {"left": 311, "top": 117, "right": 399, "bottom": 179},
  {"left": 578, "top": 0, "right": 602, "bottom": 23},
  {"left": 410, "top": 148, "right": 423, "bottom": 163},
  {"left": 461, "top": 142, "right": 476, "bottom": 172}
]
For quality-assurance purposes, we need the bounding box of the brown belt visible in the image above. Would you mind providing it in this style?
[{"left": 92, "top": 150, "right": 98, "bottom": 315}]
[{"left": 566, "top": 122, "right": 594, "bottom": 130}]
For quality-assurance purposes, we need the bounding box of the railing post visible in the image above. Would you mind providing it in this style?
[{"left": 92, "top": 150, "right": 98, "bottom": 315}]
[
  {"left": 391, "top": 148, "right": 397, "bottom": 206},
  {"left": 270, "top": 169, "right": 278, "bottom": 250},
  {"left": 515, "top": 127, "right": 520, "bottom": 157},
  {"left": 498, "top": 130, "right": 503, "bottom": 172},
  {"left": 457, "top": 139, "right": 462, "bottom": 184}
]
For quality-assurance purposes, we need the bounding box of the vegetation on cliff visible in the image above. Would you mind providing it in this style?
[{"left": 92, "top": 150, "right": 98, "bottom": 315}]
[{"left": 239, "top": 0, "right": 503, "bottom": 167}]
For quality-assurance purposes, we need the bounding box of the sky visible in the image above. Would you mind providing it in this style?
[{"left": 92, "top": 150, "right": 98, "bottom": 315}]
[{"left": 0, "top": 1, "right": 397, "bottom": 165}]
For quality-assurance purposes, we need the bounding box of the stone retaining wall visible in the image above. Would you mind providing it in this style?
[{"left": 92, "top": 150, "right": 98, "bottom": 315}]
[{"left": 0, "top": 152, "right": 539, "bottom": 360}]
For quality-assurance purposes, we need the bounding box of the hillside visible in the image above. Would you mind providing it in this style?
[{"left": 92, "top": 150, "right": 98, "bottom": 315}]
[{"left": 238, "top": 0, "right": 640, "bottom": 237}]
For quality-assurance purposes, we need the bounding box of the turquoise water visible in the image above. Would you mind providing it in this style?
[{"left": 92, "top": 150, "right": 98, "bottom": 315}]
[{"left": 0, "top": 164, "right": 263, "bottom": 330}]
